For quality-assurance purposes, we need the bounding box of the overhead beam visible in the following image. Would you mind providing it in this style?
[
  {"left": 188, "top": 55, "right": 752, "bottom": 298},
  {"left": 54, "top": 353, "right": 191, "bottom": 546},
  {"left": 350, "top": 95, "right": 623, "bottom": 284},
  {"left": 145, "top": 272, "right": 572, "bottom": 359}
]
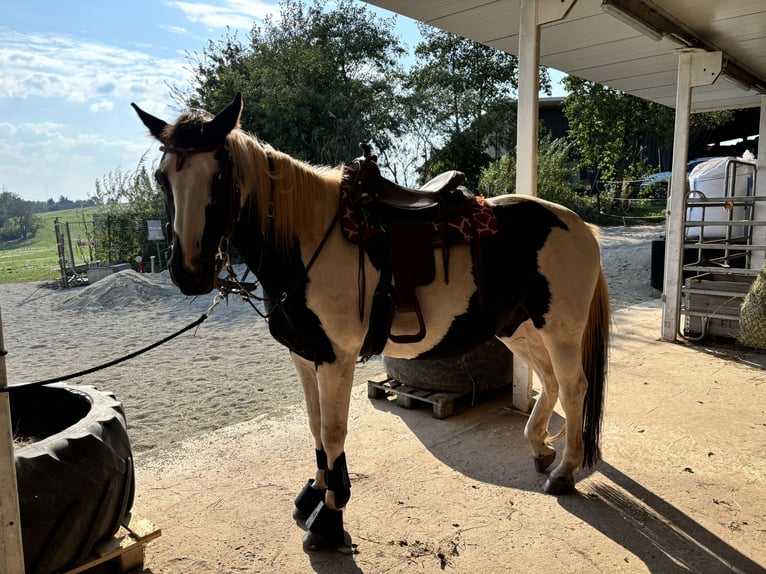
[{"left": 601, "top": 0, "right": 766, "bottom": 95}]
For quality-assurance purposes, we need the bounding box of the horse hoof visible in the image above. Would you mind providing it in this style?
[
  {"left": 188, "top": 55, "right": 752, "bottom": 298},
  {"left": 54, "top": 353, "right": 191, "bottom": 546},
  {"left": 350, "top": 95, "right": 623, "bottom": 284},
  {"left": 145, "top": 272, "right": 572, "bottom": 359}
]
[
  {"left": 543, "top": 475, "right": 575, "bottom": 495},
  {"left": 305, "top": 501, "right": 345, "bottom": 544},
  {"left": 293, "top": 479, "right": 327, "bottom": 521},
  {"left": 303, "top": 502, "right": 353, "bottom": 552},
  {"left": 302, "top": 530, "right": 354, "bottom": 553},
  {"left": 534, "top": 452, "right": 556, "bottom": 473}
]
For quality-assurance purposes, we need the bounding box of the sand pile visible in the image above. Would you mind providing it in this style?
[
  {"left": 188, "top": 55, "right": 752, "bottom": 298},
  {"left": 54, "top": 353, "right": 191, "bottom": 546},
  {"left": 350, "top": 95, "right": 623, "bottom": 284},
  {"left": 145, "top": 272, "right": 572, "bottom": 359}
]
[{"left": 56, "top": 270, "right": 177, "bottom": 311}]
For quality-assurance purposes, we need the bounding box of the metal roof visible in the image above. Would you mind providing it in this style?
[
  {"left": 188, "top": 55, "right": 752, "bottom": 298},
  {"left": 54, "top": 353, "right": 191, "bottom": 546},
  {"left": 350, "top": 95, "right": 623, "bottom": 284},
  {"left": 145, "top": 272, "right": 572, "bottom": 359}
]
[{"left": 365, "top": 0, "right": 766, "bottom": 112}]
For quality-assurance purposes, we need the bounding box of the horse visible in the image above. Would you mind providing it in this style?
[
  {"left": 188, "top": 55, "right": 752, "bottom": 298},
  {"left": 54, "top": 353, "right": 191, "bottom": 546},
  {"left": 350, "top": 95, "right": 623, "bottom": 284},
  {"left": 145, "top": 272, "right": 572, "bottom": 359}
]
[{"left": 132, "top": 92, "right": 609, "bottom": 550}]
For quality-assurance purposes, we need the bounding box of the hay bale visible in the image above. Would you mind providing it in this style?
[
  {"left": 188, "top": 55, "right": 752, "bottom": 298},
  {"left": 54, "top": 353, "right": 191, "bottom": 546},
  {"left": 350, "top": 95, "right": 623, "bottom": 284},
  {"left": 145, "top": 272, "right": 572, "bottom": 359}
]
[{"left": 739, "top": 264, "right": 766, "bottom": 349}]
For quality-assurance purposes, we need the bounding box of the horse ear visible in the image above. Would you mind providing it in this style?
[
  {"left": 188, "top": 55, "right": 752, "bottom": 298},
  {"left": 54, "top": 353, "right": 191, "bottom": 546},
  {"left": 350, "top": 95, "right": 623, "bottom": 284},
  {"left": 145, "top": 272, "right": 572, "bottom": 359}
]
[
  {"left": 207, "top": 92, "right": 243, "bottom": 141},
  {"left": 131, "top": 103, "right": 168, "bottom": 141}
]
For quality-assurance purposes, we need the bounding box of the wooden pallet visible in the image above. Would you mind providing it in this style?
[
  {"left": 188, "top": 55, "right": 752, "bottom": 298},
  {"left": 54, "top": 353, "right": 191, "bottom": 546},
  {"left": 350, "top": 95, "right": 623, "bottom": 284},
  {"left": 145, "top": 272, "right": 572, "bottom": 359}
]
[
  {"left": 367, "top": 374, "right": 474, "bottom": 419},
  {"left": 61, "top": 512, "right": 161, "bottom": 574}
]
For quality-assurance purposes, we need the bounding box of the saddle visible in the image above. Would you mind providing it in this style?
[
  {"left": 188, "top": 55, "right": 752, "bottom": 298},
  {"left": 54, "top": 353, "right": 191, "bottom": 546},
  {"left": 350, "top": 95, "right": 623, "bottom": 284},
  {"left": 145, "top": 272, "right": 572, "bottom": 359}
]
[{"left": 341, "top": 145, "right": 498, "bottom": 352}]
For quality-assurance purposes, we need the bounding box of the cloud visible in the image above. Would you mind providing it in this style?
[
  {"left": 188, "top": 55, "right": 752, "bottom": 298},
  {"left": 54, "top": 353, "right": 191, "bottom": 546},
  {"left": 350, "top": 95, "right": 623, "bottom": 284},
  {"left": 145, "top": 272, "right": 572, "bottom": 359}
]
[
  {"left": 0, "top": 120, "right": 153, "bottom": 200},
  {"left": 0, "top": 31, "right": 189, "bottom": 107},
  {"left": 90, "top": 100, "right": 115, "bottom": 112},
  {"left": 170, "top": 0, "right": 277, "bottom": 30},
  {"left": 164, "top": 25, "right": 191, "bottom": 36}
]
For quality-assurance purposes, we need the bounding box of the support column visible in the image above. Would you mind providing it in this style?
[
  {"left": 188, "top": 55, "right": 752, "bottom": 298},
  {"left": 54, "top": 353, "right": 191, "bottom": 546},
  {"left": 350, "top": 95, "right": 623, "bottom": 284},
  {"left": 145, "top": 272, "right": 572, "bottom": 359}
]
[
  {"left": 661, "top": 49, "right": 722, "bottom": 341},
  {"left": 513, "top": 0, "right": 574, "bottom": 411},
  {"left": 0, "top": 308, "right": 25, "bottom": 573},
  {"left": 749, "top": 96, "right": 766, "bottom": 270}
]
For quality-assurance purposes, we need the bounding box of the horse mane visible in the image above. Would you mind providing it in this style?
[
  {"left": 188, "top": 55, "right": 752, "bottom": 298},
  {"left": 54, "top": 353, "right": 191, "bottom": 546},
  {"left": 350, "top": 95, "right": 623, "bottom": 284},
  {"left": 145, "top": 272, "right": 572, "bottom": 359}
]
[{"left": 225, "top": 130, "right": 343, "bottom": 252}]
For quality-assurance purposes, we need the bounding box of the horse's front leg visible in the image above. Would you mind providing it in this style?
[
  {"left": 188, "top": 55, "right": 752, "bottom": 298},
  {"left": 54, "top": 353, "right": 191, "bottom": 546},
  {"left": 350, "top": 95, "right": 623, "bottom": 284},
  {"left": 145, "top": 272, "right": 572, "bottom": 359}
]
[
  {"left": 291, "top": 352, "right": 328, "bottom": 521},
  {"left": 296, "top": 351, "right": 357, "bottom": 549}
]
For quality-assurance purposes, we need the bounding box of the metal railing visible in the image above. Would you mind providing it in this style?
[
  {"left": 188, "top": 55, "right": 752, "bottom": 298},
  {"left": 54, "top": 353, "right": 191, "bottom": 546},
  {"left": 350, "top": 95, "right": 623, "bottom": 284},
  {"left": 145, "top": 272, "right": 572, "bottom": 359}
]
[{"left": 679, "top": 158, "right": 759, "bottom": 339}]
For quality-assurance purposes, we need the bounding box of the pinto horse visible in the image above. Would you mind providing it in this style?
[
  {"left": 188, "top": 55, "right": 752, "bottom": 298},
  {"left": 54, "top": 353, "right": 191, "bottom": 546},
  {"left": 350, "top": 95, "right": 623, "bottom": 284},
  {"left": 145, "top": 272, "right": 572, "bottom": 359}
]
[{"left": 132, "top": 93, "right": 609, "bottom": 550}]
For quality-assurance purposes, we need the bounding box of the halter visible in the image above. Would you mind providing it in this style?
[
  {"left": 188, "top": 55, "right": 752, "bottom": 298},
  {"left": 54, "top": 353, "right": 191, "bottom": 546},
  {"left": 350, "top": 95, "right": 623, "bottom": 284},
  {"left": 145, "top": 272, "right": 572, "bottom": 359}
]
[{"left": 159, "top": 144, "right": 226, "bottom": 171}]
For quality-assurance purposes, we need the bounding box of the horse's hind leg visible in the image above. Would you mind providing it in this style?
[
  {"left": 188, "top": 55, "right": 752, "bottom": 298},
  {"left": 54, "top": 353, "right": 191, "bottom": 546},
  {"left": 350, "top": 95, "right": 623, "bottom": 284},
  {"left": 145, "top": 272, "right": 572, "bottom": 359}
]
[
  {"left": 538, "top": 335, "right": 589, "bottom": 495},
  {"left": 500, "top": 321, "right": 560, "bottom": 472}
]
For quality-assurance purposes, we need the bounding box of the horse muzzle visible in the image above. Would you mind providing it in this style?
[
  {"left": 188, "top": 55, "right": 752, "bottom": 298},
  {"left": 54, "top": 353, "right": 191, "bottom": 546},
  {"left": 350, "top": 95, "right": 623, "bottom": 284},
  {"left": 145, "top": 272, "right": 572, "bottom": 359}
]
[{"left": 168, "top": 247, "right": 217, "bottom": 296}]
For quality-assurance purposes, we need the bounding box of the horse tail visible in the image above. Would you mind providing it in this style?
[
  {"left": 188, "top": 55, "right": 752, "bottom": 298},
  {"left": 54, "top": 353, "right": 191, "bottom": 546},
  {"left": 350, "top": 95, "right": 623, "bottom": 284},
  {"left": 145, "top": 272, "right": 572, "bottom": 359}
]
[{"left": 581, "top": 265, "right": 610, "bottom": 468}]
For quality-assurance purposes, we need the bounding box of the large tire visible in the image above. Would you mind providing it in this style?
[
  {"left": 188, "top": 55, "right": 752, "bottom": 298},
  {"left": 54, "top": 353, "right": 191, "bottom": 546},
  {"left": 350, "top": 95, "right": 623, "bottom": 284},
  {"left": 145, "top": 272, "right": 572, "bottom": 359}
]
[
  {"left": 384, "top": 338, "right": 514, "bottom": 393},
  {"left": 12, "top": 384, "right": 135, "bottom": 574}
]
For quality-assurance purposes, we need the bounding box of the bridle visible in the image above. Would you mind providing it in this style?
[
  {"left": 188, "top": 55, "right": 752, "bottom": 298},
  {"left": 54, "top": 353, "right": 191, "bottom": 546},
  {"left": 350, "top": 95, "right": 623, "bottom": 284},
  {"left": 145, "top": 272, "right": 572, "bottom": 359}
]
[
  {"left": 159, "top": 141, "right": 340, "bottom": 320},
  {"left": 160, "top": 144, "right": 226, "bottom": 171}
]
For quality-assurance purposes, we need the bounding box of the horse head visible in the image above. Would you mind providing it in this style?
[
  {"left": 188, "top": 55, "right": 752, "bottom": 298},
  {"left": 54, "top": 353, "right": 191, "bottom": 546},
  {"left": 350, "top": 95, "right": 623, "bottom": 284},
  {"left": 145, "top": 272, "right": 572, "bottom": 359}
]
[{"left": 131, "top": 93, "right": 243, "bottom": 295}]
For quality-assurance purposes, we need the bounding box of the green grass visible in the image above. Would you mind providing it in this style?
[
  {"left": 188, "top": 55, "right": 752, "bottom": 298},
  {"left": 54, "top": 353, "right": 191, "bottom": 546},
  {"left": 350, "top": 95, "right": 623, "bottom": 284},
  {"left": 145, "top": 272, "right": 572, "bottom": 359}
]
[{"left": 0, "top": 208, "right": 97, "bottom": 284}]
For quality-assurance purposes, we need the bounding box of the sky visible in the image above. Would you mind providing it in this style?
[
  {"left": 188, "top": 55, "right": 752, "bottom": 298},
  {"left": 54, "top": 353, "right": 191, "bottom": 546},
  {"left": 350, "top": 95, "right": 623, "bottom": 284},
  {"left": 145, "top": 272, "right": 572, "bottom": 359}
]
[{"left": 1, "top": 0, "right": 567, "bottom": 202}]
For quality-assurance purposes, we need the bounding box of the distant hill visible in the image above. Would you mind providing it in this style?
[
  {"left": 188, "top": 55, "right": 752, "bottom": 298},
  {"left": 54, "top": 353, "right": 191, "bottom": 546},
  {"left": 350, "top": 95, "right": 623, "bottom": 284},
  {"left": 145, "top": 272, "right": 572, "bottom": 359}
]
[{"left": 0, "top": 207, "right": 97, "bottom": 284}]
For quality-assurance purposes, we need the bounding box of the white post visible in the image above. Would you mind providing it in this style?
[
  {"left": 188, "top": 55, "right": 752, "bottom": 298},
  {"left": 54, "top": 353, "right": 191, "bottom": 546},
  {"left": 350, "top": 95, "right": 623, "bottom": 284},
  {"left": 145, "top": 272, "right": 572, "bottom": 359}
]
[
  {"left": 0, "top": 307, "right": 26, "bottom": 573},
  {"left": 512, "top": 0, "right": 574, "bottom": 412},
  {"left": 512, "top": 0, "right": 542, "bottom": 412},
  {"left": 661, "top": 50, "right": 722, "bottom": 341}
]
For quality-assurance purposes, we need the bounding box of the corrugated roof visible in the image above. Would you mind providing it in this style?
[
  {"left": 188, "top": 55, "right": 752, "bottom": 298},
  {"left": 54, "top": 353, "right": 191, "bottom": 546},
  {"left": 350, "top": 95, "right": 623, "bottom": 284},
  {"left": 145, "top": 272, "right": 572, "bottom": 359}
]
[{"left": 365, "top": 0, "right": 766, "bottom": 111}]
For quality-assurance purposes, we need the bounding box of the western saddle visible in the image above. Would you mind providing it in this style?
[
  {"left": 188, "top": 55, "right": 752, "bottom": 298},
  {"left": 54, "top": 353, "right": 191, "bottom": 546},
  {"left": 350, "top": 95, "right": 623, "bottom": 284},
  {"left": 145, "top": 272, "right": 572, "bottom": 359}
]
[{"left": 342, "top": 144, "right": 486, "bottom": 351}]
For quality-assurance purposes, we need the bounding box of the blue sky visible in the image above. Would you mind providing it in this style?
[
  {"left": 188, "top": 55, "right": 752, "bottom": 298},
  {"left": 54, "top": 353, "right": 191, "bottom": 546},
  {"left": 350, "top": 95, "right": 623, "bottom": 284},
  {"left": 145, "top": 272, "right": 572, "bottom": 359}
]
[{"left": 1, "top": 0, "right": 566, "bottom": 202}]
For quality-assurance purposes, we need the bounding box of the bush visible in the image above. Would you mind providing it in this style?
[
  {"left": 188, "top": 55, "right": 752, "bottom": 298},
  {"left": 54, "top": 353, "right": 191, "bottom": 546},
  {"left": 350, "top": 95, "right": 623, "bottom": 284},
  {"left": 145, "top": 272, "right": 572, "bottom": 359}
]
[
  {"left": 90, "top": 156, "right": 167, "bottom": 267},
  {"left": 478, "top": 136, "right": 595, "bottom": 219}
]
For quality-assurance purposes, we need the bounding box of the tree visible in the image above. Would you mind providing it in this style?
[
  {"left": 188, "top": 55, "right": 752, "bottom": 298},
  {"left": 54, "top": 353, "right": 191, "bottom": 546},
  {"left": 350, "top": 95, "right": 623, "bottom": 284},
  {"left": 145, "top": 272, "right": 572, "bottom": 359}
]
[
  {"left": 406, "top": 24, "right": 550, "bottom": 188},
  {"left": 479, "top": 135, "right": 593, "bottom": 218},
  {"left": 562, "top": 77, "right": 733, "bottom": 191},
  {"left": 182, "top": 0, "right": 406, "bottom": 166},
  {"left": 0, "top": 190, "right": 41, "bottom": 241},
  {"left": 90, "top": 155, "right": 165, "bottom": 266}
]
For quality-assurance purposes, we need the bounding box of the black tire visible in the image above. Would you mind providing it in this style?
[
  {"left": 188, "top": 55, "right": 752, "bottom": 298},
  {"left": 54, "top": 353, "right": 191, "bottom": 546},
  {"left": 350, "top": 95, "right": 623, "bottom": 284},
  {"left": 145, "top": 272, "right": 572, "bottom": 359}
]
[
  {"left": 383, "top": 338, "right": 514, "bottom": 393},
  {"left": 12, "top": 384, "right": 135, "bottom": 574}
]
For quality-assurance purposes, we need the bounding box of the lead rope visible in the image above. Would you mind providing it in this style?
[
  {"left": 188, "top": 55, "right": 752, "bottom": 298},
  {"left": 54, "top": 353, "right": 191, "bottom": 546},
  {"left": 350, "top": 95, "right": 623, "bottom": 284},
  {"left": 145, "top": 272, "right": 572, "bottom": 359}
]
[{"left": 0, "top": 294, "right": 224, "bottom": 393}]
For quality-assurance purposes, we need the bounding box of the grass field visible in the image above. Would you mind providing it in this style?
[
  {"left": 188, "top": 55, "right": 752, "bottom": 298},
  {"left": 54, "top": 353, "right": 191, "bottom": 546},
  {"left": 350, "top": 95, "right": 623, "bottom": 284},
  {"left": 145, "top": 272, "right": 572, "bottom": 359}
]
[{"left": 0, "top": 208, "right": 96, "bottom": 284}]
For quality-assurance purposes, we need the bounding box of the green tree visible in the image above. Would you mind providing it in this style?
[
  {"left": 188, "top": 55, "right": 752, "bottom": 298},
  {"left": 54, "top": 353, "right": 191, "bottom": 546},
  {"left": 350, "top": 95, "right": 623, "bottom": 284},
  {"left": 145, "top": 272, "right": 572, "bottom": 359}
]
[
  {"left": 90, "top": 155, "right": 165, "bottom": 267},
  {"left": 407, "top": 24, "right": 550, "bottom": 188},
  {"left": 182, "top": 0, "right": 406, "bottom": 165},
  {"left": 479, "top": 136, "right": 593, "bottom": 219},
  {"left": 562, "top": 77, "right": 733, "bottom": 190},
  {"left": 0, "top": 190, "right": 41, "bottom": 240}
]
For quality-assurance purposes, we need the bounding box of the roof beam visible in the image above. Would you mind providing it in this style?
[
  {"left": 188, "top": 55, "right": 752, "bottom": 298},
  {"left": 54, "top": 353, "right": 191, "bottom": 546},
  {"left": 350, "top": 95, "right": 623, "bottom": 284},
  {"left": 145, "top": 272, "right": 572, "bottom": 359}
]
[{"left": 601, "top": 0, "right": 766, "bottom": 94}]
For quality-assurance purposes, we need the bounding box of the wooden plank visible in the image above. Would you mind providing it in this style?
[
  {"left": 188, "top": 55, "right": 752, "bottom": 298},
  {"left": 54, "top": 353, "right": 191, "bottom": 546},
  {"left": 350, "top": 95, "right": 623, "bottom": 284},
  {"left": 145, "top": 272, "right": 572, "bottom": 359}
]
[
  {"left": 61, "top": 513, "right": 161, "bottom": 574},
  {"left": 0, "top": 307, "right": 25, "bottom": 574},
  {"left": 123, "top": 512, "right": 161, "bottom": 540}
]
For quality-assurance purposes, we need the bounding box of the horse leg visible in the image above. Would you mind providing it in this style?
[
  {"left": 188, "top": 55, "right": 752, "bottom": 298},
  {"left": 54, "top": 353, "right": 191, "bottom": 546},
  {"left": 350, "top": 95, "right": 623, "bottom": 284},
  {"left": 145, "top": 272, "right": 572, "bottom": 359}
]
[
  {"left": 303, "top": 352, "right": 357, "bottom": 550},
  {"left": 537, "top": 336, "right": 588, "bottom": 495},
  {"left": 499, "top": 321, "right": 559, "bottom": 473},
  {"left": 290, "top": 353, "right": 328, "bottom": 521}
]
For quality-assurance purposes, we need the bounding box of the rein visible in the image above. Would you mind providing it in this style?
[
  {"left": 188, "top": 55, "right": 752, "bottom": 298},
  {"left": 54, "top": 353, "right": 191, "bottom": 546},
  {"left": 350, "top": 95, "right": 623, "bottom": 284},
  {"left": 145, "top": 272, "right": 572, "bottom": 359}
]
[
  {"left": 212, "top": 149, "right": 341, "bottom": 320},
  {"left": 0, "top": 297, "right": 223, "bottom": 393},
  {"left": 214, "top": 204, "right": 341, "bottom": 320}
]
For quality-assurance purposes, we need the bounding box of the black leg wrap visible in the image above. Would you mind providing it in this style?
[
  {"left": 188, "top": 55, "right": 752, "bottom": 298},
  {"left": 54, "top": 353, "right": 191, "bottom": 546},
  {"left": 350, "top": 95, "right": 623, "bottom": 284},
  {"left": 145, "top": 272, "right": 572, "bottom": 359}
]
[
  {"left": 316, "top": 448, "right": 328, "bottom": 471},
  {"left": 326, "top": 452, "right": 351, "bottom": 509},
  {"left": 306, "top": 501, "right": 344, "bottom": 545},
  {"left": 294, "top": 479, "right": 327, "bottom": 520}
]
